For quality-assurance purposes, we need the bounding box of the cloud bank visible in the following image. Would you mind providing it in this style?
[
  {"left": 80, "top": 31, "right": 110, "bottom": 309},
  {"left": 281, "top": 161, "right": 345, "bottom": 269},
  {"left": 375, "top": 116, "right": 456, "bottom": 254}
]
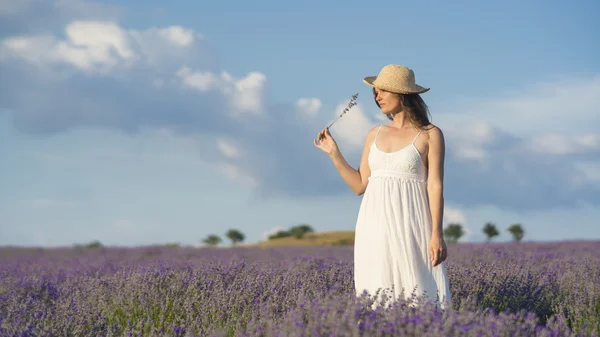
[{"left": 1, "top": 0, "right": 599, "bottom": 213}]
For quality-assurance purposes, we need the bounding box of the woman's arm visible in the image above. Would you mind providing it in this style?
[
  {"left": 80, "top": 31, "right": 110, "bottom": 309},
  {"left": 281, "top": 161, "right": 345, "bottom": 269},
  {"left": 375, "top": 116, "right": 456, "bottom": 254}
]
[
  {"left": 426, "top": 125, "right": 445, "bottom": 238},
  {"left": 316, "top": 126, "right": 377, "bottom": 195},
  {"left": 331, "top": 126, "right": 378, "bottom": 195}
]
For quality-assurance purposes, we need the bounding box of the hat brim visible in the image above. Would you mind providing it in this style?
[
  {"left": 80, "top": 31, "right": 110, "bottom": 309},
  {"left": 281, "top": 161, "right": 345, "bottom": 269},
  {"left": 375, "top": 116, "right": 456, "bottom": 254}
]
[{"left": 363, "top": 76, "right": 430, "bottom": 94}]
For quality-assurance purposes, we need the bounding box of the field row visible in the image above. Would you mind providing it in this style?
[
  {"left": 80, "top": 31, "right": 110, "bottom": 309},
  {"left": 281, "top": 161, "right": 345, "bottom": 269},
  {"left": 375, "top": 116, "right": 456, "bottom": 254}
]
[{"left": 0, "top": 242, "right": 598, "bottom": 336}]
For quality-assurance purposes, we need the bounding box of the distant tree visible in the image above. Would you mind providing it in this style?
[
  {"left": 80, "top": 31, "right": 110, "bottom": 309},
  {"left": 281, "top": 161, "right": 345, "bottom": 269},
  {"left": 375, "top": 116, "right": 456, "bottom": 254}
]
[
  {"left": 85, "top": 240, "right": 103, "bottom": 249},
  {"left": 268, "top": 231, "right": 292, "bottom": 240},
  {"left": 289, "top": 224, "right": 315, "bottom": 239},
  {"left": 483, "top": 222, "right": 500, "bottom": 242},
  {"left": 507, "top": 223, "right": 525, "bottom": 242},
  {"left": 443, "top": 223, "right": 464, "bottom": 244},
  {"left": 202, "top": 234, "right": 222, "bottom": 246},
  {"left": 226, "top": 229, "right": 245, "bottom": 246}
]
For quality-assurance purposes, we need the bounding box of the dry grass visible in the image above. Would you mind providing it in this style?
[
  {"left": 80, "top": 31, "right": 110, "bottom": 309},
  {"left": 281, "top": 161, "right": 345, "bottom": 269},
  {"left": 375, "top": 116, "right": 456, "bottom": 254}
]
[{"left": 245, "top": 230, "right": 355, "bottom": 247}]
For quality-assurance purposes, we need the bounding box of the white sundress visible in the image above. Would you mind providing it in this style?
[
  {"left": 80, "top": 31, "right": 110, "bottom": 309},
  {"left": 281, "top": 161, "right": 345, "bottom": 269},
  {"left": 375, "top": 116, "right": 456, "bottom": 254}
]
[{"left": 353, "top": 125, "right": 452, "bottom": 309}]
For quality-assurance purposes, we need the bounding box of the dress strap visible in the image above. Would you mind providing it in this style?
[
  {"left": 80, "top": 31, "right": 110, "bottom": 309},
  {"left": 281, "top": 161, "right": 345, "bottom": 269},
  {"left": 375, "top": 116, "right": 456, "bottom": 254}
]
[
  {"left": 374, "top": 125, "right": 382, "bottom": 142},
  {"left": 371, "top": 125, "right": 383, "bottom": 149},
  {"left": 411, "top": 129, "right": 422, "bottom": 145}
]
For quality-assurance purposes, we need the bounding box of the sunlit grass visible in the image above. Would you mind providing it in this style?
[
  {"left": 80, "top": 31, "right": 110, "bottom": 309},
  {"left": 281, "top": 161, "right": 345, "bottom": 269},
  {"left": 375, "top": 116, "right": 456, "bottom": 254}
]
[{"left": 246, "top": 230, "right": 355, "bottom": 247}]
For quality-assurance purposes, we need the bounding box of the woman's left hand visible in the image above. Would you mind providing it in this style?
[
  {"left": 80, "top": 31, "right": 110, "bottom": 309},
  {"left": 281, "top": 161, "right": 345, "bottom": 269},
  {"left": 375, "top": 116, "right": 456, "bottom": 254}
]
[{"left": 429, "top": 235, "right": 447, "bottom": 267}]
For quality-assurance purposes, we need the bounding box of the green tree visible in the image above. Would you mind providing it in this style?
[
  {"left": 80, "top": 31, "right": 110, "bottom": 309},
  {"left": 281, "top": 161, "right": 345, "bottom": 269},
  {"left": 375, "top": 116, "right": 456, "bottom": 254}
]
[
  {"left": 226, "top": 229, "right": 245, "bottom": 246},
  {"left": 85, "top": 240, "right": 103, "bottom": 249},
  {"left": 507, "top": 223, "right": 525, "bottom": 242},
  {"left": 268, "top": 230, "right": 292, "bottom": 240},
  {"left": 289, "top": 224, "right": 315, "bottom": 239},
  {"left": 443, "top": 223, "right": 464, "bottom": 244},
  {"left": 483, "top": 222, "right": 500, "bottom": 242},
  {"left": 202, "top": 234, "right": 222, "bottom": 246}
]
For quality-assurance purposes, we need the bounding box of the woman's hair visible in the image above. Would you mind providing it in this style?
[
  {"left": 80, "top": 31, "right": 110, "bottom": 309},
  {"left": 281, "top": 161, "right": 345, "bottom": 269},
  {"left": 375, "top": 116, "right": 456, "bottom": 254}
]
[{"left": 372, "top": 88, "right": 432, "bottom": 129}]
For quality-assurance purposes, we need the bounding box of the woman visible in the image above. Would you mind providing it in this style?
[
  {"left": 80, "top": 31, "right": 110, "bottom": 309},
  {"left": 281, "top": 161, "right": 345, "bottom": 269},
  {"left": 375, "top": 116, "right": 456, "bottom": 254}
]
[{"left": 314, "top": 64, "right": 452, "bottom": 309}]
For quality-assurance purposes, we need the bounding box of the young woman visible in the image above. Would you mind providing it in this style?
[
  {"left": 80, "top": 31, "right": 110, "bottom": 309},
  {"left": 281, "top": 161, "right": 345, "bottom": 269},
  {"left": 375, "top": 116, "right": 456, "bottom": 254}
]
[{"left": 314, "top": 64, "right": 452, "bottom": 309}]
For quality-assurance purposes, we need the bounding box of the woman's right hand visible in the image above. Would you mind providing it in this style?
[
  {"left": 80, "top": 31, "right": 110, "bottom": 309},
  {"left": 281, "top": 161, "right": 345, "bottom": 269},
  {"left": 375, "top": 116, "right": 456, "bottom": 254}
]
[{"left": 313, "top": 127, "right": 339, "bottom": 156}]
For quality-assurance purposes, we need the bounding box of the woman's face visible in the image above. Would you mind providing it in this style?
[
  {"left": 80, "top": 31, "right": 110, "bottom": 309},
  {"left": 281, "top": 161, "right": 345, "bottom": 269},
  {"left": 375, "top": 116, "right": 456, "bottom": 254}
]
[{"left": 374, "top": 88, "right": 402, "bottom": 115}]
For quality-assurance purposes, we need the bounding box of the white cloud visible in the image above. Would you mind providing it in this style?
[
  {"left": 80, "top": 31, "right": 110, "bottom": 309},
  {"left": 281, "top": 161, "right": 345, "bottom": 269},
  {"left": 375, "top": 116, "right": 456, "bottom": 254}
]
[
  {"left": 128, "top": 25, "right": 209, "bottom": 70},
  {"left": 1, "top": 10, "right": 598, "bottom": 213},
  {"left": 231, "top": 72, "right": 266, "bottom": 114},
  {"left": 0, "top": 34, "right": 57, "bottom": 66},
  {"left": 444, "top": 74, "right": 600, "bottom": 135},
  {"left": 176, "top": 66, "right": 267, "bottom": 115},
  {"left": 296, "top": 98, "right": 322, "bottom": 116},
  {"left": 443, "top": 206, "right": 466, "bottom": 225},
  {"left": 329, "top": 102, "right": 375, "bottom": 150},
  {"left": 64, "top": 20, "right": 134, "bottom": 59},
  {"left": 433, "top": 75, "right": 600, "bottom": 186},
  {"left": 216, "top": 139, "right": 240, "bottom": 158},
  {"left": 529, "top": 133, "right": 599, "bottom": 155},
  {"left": 155, "top": 26, "right": 198, "bottom": 47},
  {"left": 1, "top": 20, "right": 134, "bottom": 72},
  {"left": 455, "top": 146, "right": 487, "bottom": 161},
  {"left": 438, "top": 120, "right": 499, "bottom": 162},
  {"left": 0, "top": 20, "right": 208, "bottom": 73},
  {"left": 470, "top": 121, "right": 494, "bottom": 142},
  {"left": 218, "top": 162, "right": 259, "bottom": 188},
  {"left": 176, "top": 66, "right": 218, "bottom": 91}
]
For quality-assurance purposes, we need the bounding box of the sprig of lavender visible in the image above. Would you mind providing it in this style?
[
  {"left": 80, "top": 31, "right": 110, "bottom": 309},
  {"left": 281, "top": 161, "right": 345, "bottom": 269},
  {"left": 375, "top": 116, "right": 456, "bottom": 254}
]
[
  {"left": 315, "top": 93, "right": 359, "bottom": 145},
  {"left": 326, "top": 93, "right": 359, "bottom": 129}
]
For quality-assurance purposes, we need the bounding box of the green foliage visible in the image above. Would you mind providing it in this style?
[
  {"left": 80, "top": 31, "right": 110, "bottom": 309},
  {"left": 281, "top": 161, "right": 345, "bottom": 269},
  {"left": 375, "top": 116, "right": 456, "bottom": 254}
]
[
  {"left": 1, "top": 243, "right": 599, "bottom": 336},
  {"left": 225, "top": 229, "right": 245, "bottom": 246},
  {"left": 202, "top": 234, "right": 222, "bottom": 246},
  {"left": 483, "top": 222, "right": 500, "bottom": 242},
  {"left": 563, "top": 295, "right": 600, "bottom": 337},
  {"left": 444, "top": 223, "right": 464, "bottom": 244},
  {"left": 507, "top": 223, "right": 525, "bottom": 242},
  {"left": 267, "top": 224, "right": 315, "bottom": 241},
  {"left": 289, "top": 224, "right": 314, "bottom": 239},
  {"left": 268, "top": 231, "right": 293, "bottom": 240},
  {"left": 74, "top": 240, "right": 103, "bottom": 249}
]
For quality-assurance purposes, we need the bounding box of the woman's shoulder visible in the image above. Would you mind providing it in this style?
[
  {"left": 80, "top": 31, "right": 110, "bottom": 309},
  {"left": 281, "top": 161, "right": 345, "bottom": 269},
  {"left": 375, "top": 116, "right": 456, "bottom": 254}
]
[
  {"left": 422, "top": 123, "right": 444, "bottom": 137},
  {"left": 422, "top": 123, "right": 445, "bottom": 147},
  {"left": 366, "top": 124, "right": 382, "bottom": 137}
]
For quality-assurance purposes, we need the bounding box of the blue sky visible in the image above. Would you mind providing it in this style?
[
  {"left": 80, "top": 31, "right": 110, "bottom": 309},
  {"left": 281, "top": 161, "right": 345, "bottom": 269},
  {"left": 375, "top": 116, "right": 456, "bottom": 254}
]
[{"left": 1, "top": 0, "right": 599, "bottom": 247}]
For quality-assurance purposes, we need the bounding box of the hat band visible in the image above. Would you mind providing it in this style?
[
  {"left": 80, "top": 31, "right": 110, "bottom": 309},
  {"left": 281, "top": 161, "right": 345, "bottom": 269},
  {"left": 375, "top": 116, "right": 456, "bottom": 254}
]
[{"left": 373, "top": 80, "right": 425, "bottom": 94}]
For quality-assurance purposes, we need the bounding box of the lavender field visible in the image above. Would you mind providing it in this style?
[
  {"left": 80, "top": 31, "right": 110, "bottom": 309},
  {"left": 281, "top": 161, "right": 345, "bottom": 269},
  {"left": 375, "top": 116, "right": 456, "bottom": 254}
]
[{"left": 0, "top": 241, "right": 599, "bottom": 337}]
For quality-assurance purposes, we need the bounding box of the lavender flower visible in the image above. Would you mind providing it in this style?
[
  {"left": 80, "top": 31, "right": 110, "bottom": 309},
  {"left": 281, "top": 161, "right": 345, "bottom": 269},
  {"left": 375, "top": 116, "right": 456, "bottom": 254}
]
[
  {"left": 327, "top": 93, "right": 359, "bottom": 129},
  {"left": 0, "top": 242, "right": 598, "bottom": 336},
  {"left": 315, "top": 93, "right": 359, "bottom": 145}
]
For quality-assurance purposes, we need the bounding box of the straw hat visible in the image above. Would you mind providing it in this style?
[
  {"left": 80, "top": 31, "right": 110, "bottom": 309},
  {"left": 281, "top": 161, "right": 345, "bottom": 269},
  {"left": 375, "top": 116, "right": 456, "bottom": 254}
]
[{"left": 363, "top": 64, "right": 429, "bottom": 94}]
